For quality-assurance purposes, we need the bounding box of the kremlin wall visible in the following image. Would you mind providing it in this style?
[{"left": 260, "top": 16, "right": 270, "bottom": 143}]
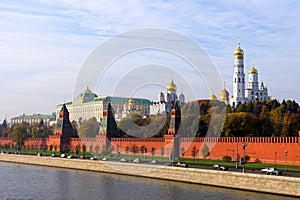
[{"left": 1, "top": 102, "right": 300, "bottom": 167}]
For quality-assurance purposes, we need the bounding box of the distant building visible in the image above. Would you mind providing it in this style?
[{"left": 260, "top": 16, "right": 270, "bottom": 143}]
[
  {"left": 10, "top": 113, "right": 56, "bottom": 127},
  {"left": 150, "top": 78, "right": 185, "bottom": 115},
  {"left": 231, "top": 39, "right": 270, "bottom": 106},
  {"left": 56, "top": 87, "right": 151, "bottom": 123}
]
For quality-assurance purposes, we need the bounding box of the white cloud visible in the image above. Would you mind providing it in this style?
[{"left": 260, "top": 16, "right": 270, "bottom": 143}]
[{"left": 1, "top": 0, "right": 300, "bottom": 120}]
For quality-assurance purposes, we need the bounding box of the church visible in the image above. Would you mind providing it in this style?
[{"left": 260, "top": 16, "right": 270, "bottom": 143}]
[
  {"left": 231, "top": 39, "right": 270, "bottom": 106},
  {"left": 150, "top": 78, "right": 185, "bottom": 115},
  {"left": 210, "top": 39, "right": 270, "bottom": 106}
]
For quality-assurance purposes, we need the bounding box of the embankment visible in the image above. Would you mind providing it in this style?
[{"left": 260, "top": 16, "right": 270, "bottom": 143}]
[{"left": 0, "top": 154, "right": 299, "bottom": 197}]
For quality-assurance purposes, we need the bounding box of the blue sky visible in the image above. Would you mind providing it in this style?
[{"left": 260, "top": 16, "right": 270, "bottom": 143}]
[{"left": 1, "top": 0, "right": 300, "bottom": 120}]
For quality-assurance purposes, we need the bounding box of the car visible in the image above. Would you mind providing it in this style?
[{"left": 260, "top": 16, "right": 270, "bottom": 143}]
[
  {"left": 60, "top": 154, "right": 67, "bottom": 158},
  {"left": 212, "top": 164, "right": 228, "bottom": 171},
  {"left": 175, "top": 162, "right": 188, "bottom": 167},
  {"left": 1, "top": 151, "right": 4, "bottom": 154},
  {"left": 120, "top": 158, "right": 127, "bottom": 162},
  {"left": 37, "top": 153, "right": 42, "bottom": 157},
  {"left": 101, "top": 157, "right": 107, "bottom": 161},
  {"left": 67, "top": 155, "right": 73, "bottom": 159},
  {"left": 51, "top": 154, "right": 56, "bottom": 157},
  {"left": 261, "top": 167, "right": 282, "bottom": 175},
  {"left": 150, "top": 160, "right": 158, "bottom": 164},
  {"left": 133, "top": 158, "right": 141, "bottom": 163},
  {"left": 90, "top": 156, "right": 98, "bottom": 160}
]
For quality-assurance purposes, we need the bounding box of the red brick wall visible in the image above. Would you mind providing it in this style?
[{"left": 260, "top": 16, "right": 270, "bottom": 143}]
[{"left": 1, "top": 137, "right": 299, "bottom": 166}]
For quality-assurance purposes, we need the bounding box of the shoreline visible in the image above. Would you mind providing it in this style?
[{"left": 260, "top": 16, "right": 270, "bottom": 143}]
[{"left": 0, "top": 154, "right": 299, "bottom": 197}]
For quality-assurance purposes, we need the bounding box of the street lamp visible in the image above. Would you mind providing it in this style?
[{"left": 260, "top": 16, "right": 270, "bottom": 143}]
[
  {"left": 275, "top": 152, "right": 277, "bottom": 168},
  {"left": 231, "top": 135, "right": 238, "bottom": 169},
  {"left": 284, "top": 150, "right": 288, "bottom": 171},
  {"left": 242, "top": 143, "right": 247, "bottom": 173}
]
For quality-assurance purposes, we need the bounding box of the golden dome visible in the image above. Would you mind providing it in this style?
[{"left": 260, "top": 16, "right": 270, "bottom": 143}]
[
  {"left": 129, "top": 98, "right": 134, "bottom": 104},
  {"left": 220, "top": 88, "right": 229, "bottom": 101},
  {"left": 210, "top": 93, "right": 218, "bottom": 101},
  {"left": 234, "top": 39, "right": 244, "bottom": 56},
  {"left": 249, "top": 66, "right": 258, "bottom": 74},
  {"left": 249, "top": 61, "right": 258, "bottom": 74},
  {"left": 84, "top": 86, "right": 91, "bottom": 93},
  {"left": 167, "top": 78, "right": 177, "bottom": 92}
]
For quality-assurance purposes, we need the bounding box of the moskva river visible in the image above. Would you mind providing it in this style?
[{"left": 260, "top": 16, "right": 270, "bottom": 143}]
[{"left": 0, "top": 162, "right": 297, "bottom": 200}]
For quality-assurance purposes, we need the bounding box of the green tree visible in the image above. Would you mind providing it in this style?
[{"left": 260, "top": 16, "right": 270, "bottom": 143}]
[
  {"left": 201, "top": 143, "right": 210, "bottom": 160},
  {"left": 11, "top": 122, "right": 29, "bottom": 148},
  {"left": 191, "top": 146, "right": 197, "bottom": 162},
  {"left": 151, "top": 147, "right": 155, "bottom": 159},
  {"left": 78, "top": 117, "right": 99, "bottom": 138}
]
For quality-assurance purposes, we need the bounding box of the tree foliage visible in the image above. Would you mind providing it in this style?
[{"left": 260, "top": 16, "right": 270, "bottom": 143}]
[{"left": 78, "top": 117, "right": 99, "bottom": 138}]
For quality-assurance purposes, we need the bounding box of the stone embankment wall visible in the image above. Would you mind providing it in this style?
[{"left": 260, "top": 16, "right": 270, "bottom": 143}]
[{"left": 0, "top": 154, "right": 299, "bottom": 197}]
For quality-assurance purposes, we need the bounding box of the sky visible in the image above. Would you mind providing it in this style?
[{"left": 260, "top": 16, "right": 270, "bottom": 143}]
[{"left": 1, "top": 0, "right": 300, "bottom": 121}]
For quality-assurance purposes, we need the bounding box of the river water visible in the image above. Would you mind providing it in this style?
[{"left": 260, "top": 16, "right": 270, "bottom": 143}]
[{"left": 0, "top": 162, "right": 297, "bottom": 200}]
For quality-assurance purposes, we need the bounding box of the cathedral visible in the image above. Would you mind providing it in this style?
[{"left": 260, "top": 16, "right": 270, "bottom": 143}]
[
  {"left": 150, "top": 78, "right": 185, "bottom": 115},
  {"left": 231, "top": 39, "right": 270, "bottom": 106}
]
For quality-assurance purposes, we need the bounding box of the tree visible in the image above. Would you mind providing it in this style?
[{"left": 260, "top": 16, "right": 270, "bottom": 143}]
[
  {"left": 191, "top": 146, "right": 197, "bottom": 162},
  {"left": 151, "top": 147, "right": 155, "bottom": 159},
  {"left": 75, "top": 144, "right": 81, "bottom": 155},
  {"left": 78, "top": 117, "right": 99, "bottom": 138},
  {"left": 201, "top": 143, "right": 210, "bottom": 160},
  {"left": 82, "top": 144, "right": 87, "bottom": 156},
  {"left": 180, "top": 147, "right": 185, "bottom": 161},
  {"left": 160, "top": 147, "right": 165, "bottom": 158},
  {"left": 131, "top": 144, "right": 138, "bottom": 158},
  {"left": 222, "top": 155, "right": 232, "bottom": 162},
  {"left": 95, "top": 145, "right": 100, "bottom": 155},
  {"left": 140, "top": 145, "right": 146, "bottom": 157},
  {"left": 11, "top": 122, "right": 29, "bottom": 148}
]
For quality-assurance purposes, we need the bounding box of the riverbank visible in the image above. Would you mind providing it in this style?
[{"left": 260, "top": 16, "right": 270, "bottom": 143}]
[{"left": 0, "top": 154, "right": 299, "bottom": 197}]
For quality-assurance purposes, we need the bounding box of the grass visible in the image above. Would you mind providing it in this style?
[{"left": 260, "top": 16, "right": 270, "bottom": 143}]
[{"left": 2, "top": 148, "right": 299, "bottom": 173}]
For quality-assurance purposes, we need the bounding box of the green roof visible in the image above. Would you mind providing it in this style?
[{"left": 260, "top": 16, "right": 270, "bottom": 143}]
[
  {"left": 12, "top": 114, "right": 56, "bottom": 120},
  {"left": 95, "top": 96, "right": 151, "bottom": 104},
  {"left": 57, "top": 102, "right": 72, "bottom": 106}
]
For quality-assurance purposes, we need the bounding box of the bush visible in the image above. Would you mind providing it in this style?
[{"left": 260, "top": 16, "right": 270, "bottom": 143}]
[{"left": 222, "top": 155, "right": 232, "bottom": 162}]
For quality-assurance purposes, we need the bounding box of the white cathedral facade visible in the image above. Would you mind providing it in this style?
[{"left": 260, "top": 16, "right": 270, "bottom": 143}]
[
  {"left": 231, "top": 40, "right": 270, "bottom": 107},
  {"left": 150, "top": 78, "right": 185, "bottom": 115}
]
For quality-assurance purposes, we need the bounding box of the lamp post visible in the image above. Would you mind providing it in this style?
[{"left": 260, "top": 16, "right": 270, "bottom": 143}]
[
  {"left": 284, "top": 150, "right": 288, "bottom": 171},
  {"left": 242, "top": 143, "right": 247, "bottom": 173},
  {"left": 275, "top": 152, "right": 277, "bottom": 168},
  {"left": 231, "top": 135, "right": 238, "bottom": 169}
]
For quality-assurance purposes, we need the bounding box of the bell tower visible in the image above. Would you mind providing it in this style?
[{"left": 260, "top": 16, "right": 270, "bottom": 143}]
[{"left": 231, "top": 38, "right": 246, "bottom": 107}]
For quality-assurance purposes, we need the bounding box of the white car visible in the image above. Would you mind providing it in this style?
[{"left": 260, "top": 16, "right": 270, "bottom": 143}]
[
  {"left": 212, "top": 164, "right": 228, "bottom": 171},
  {"left": 60, "top": 154, "right": 66, "bottom": 158},
  {"left": 120, "top": 158, "right": 127, "bottom": 162},
  {"left": 261, "top": 167, "right": 282, "bottom": 175},
  {"left": 133, "top": 158, "right": 140, "bottom": 163},
  {"left": 90, "top": 156, "right": 97, "bottom": 160},
  {"left": 150, "top": 160, "right": 158, "bottom": 164},
  {"left": 175, "top": 162, "right": 189, "bottom": 167}
]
